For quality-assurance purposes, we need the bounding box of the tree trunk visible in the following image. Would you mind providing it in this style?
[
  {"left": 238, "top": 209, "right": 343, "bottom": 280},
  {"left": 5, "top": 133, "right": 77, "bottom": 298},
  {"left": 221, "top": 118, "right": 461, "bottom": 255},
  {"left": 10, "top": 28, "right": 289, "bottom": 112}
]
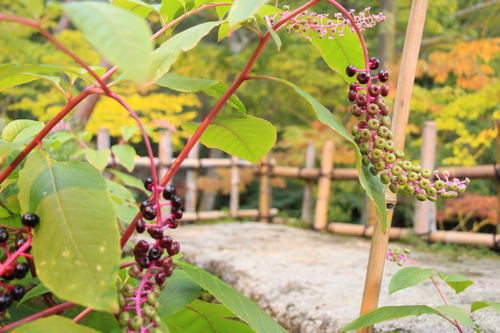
[{"left": 377, "top": 0, "right": 397, "bottom": 66}]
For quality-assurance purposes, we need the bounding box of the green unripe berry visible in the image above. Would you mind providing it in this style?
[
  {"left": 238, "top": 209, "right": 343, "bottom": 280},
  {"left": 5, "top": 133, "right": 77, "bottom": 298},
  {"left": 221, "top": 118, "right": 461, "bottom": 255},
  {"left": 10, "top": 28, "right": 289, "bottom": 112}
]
[
  {"left": 402, "top": 185, "right": 415, "bottom": 196},
  {"left": 374, "top": 160, "right": 386, "bottom": 171},
  {"left": 354, "top": 134, "right": 361, "bottom": 144},
  {"left": 404, "top": 248, "right": 411, "bottom": 254},
  {"left": 426, "top": 187, "right": 437, "bottom": 196},
  {"left": 458, "top": 187, "right": 466, "bottom": 193},
  {"left": 397, "top": 262, "right": 403, "bottom": 267},
  {"left": 371, "top": 148, "right": 383, "bottom": 160},
  {"left": 122, "top": 283, "right": 135, "bottom": 297},
  {"left": 391, "top": 165, "right": 403, "bottom": 176},
  {"left": 440, "top": 192, "right": 451, "bottom": 199},
  {"left": 152, "top": 284, "right": 161, "bottom": 296},
  {"left": 416, "top": 193, "right": 427, "bottom": 201},
  {"left": 3, "top": 312, "right": 11, "bottom": 321},
  {"left": 401, "top": 160, "right": 412, "bottom": 171},
  {"left": 129, "top": 263, "right": 142, "bottom": 278},
  {"left": 374, "top": 137, "right": 386, "bottom": 149},
  {"left": 370, "top": 166, "right": 378, "bottom": 176},
  {"left": 160, "top": 282, "right": 167, "bottom": 290},
  {"left": 433, "top": 180, "right": 445, "bottom": 190},
  {"left": 143, "top": 304, "right": 157, "bottom": 318},
  {"left": 421, "top": 169, "right": 432, "bottom": 178},
  {"left": 385, "top": 140, "right": 395, "bottom": 151},
  {"left": 449, "top": 183, "right": 459, "bottom": 191},
  {"left": 153, "top": 315, "right": 162, "bottom": 326},
  {"left": 387, "top": 132, "right": 394, "bottom": 140},
  {"left": 147, "top": 292, "right": 157, "bottom": 305},
  {"left": 380, "top": 173, "right": 391, "bottom": 184},
  {"left": 427, "top": 195, "right": 437, "bottom": 202},
  {"left": 381, "top": 116, "right": 391, "bottom": 127},
  {"left": 118, "top": 293, "right": 126, "bottom": 307},
  {"left": 411, "top": 164, "right": 422, "bottom": 173},
  {"left": 389, "top": 184, "right": 398, "bottom": 193},
  {"left": 376, "top": 96, "right": 386, "bottom": 108},
  {"left": 397, "top": 174, "right": 408, "bottom": 186},
  {"left": 360, "top": 128, "right": 372, "bottom": 140},
  {"left": 367, "top": 118, "right": 380, "bottom": 130},
  {"left": 394, "top": 248, "right": 401, "bottom": 255},
  {"left": 450, "top": 192, "right": 458, "bottom": 198},
  {"left": 407, "top": 171, "right": 419, "bottom": 182},
  {"left": 366, "top": 103, "right": 379, "bottom": 115},
  {"left": 119, "top": 312, "right": 130, "bottom": 327},
  {"left": 384, "top": 153, "right": 396, "bottom": 164},
  {"left": 121, "top": 327, "right": 128, "bottom": 333},
  {"left": 130, "top": 316, "right": 144, "bottom": 330},
  {"left": 350, "top": 104, "right": 362, "bottom": 116},
  {"left": 362, "top": 155, "right": 370, "bottom": 166},
  {"left": 394, "top": 150, "right": 404, "bottom": 159},
  {"left": 359, "top": 141, "right": 371, "bottom": 154},
  {"left": 419, "top": 179, "right": 430, "bottom": 189},
  {"left": 377, "top": 126, "right": 391, "bottom": 138},
  {"left": 441, "top": 171, "right": 450, "bottom": 178},
  {"left": 351, "top": 124, "right": 359, "bottom": 136}
]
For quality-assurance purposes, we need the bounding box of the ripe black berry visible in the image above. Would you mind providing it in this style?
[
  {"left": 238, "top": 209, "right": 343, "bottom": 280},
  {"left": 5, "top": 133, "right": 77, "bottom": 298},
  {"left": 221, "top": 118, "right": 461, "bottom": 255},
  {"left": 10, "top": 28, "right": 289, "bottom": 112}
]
[
  {"left": 147, "top": 226, "right": 163, "bottom": 240},
  {"left": 381, "top": 84, "right": 390, "bottom": 96},
  {"left": 21, "top": 213, "right": 39, "bottom": 228},
  {"left": 355, "top": 94, "right": 369, "bottom": 107},
  {"left": 162, "top": 185, "right": 177, "bottom": 201},
  {"left": 15, "top": 238, "right": 31, "bottom": 253},
  {"left": 14, "top": 262, "right": 30, "bottom": 279},
  {"left": 347, "top": 89, "right": 357, "bottom": 101},
  {"left": 137, "top": 255, "right": 151, "bottom": 269},
  {"left": 369, "top": 57, "right": 380, "bottom": 69},
  {"left": 159, "top": 235, "right": 172, "bottom": 249},
  {"left": 143, "top": 178, "right": 154, "bottom": 191},
  {"left": 142, "top": 205, "right": 156, "bottom": 221},
  {"left": 155, "top": 271, "right": 167, "bottom": 285},
  {"left": 136, "top": 220, "right": 146, "bottom": 233},
  {"left": 134, "top": 240, "right": 149, "bottom": 256},
  {"left": 356, "top": 72, "right": 369, "bottom": 84},
  {"left": 140, "top": 200, "right": 153, "bottom": 211},
  {"left": 349, "top": 82, "right": 359, "bottom": 91},
  {"left": 0, "top": 229, "right": 8, "bottom": 243},
  {"left": 0, "top": 294, "right": 13, "bottom": 311},
  {"left": 169, "top": 220, "right": 179, "bottom": 229},
  {"left": 171, "top": 196, "right": 182, "bottom": 210},
  {"left": 167, "top": 241, "right": 180, "bottom": 256},
  {"left": 148, "top": 247, "right": 163, "bottom": 261},
  {"left": 9, "top": 284, "right": 26, "bottom": 301},
  {"left": 171, "top": 209, "right": 183, "bottom": 220},
  {"left": 378, "top": 70, "right": 389, "bottom": 82},
  {"left": 346, "top": 64, "right": 357, "bottom": 77}
]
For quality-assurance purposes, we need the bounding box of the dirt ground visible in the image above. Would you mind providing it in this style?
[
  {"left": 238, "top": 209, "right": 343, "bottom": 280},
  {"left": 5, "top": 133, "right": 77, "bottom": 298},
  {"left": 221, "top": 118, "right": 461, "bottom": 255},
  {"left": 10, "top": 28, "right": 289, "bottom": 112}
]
[{"left": 162, "top": 222, "right": 500, "bottom": 333}]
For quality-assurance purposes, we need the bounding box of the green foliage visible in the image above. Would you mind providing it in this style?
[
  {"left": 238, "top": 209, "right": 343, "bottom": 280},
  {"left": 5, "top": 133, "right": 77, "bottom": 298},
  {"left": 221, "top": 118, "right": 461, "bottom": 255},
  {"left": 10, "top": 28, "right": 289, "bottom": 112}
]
[
  {"left": 388, "top": 267, "right": 436, "bottom": 295},
  {"left": 11, "top": 315, "right": 101, "bottom": 333}
]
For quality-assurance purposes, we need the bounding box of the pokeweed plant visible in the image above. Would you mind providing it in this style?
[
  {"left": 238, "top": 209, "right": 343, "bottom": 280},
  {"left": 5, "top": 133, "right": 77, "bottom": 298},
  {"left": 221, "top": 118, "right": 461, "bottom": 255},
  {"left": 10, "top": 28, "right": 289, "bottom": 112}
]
[
  {"left": 340, "top": 248, "right": 500, "bottom": 333},
  {"left": 0, "top": 0, "right": 470, "bottom": 332}
]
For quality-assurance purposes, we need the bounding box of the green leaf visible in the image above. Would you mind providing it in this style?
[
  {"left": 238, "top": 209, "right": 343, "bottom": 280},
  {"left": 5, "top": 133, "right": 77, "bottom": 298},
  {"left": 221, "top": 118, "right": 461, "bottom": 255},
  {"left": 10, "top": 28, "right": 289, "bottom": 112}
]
[
  {"left": 203, "top": 82, "right": 246, "bottom": 114},
  {"left": 84, "top": 148, "right": 111, "bottom": 172},
  {"left": 388, "top": 267, "right": 436, "bottom": 295},
  {"left": 165, "top": 299, "right": 255, "bottom": 333},
  {"left": 2, "top": 120, "right": 44, "bottom": 143},
  {"left": 227, "top": 0, "right": 269, "bottom": 29},
  {"left": 0, "top": 141, "right": 23, "bottom": 157},
  {"left": 435, "top": 305, "right": 478, "bottom": 329},
  {"left": 339, "top": 305, "right": 442, "bottom": 332},
  {"left": 119, "top": 125, "right": 139, "bottom": 142},
  {"left": 0, "top": 196, "right": 22, "bottom": 228},
  {"left": 12, "top": 123, "right": 45, "bottom": 143},
  {"left": 106, "top": 180, "right": 139, "bottom": 224},
  {"left": 266, "top": 77, "right": 387, "bottom": 229},
  {"left": 19, "top": 0, "right": 45, "bottom": 18},
  {"left": 175, "top": 260, "right": 287, "bottom": 333},
  {"left": 63, "top": 306, "right": 119, "bottom": 332},
  {"left": 471, "top": 301, "right": 500, "bottom": 312},
  {"left": 111, "top": 144, "right": 136, "bottom": 172},
  {"left": 11, "top": 315, "right": 101, "bottom": 333},
  {"left": 107, "top": 169, "right": 150, "bottom": 194},
  {"left": 182, "top": 114, "right": 276, "bottom": 164},
  {"left": 157, "top": 269, "right": 202, "bottom": 318},
  {"left": 17, "top": 152, "right": 121, "bottom": 313},
  {"left": 438, "top": 272, "right": 474, "bottom": 294},
  {"left": 151, "top": 21, "right": 223, "bottom": 80},
  {"left": 64, "top": 1, "right": 153, "bottom": 83},
  {"left": 111, "top": 0, "right": 157, "bottom": 18},
  {"left": 18, "top": 283, "right": 50, "bottom": 305}
]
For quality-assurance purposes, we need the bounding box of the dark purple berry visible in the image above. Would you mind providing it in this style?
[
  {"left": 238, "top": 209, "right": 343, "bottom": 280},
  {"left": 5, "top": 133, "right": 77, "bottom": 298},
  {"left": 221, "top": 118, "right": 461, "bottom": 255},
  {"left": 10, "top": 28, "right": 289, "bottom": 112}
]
[
  {"left": 21, "top": 213, "right": 39, "bottom": 228},
  {"left": 136, "top": 220, "right": 146, "bottom": 233},
  {"left": 349, "top": 104, "right": 362, "bottom": 117},
  {"left": 148, "top": 226, "right": 163, "bottom": 240},
  {"left": 368, "top": 84, "right": 381, "bottom": 97},
  {"left": 9, "top": 284, "right": 25, "bottom": 301},
  {"left": 355, "top": 94, "right": 369, "bottom": 107},
  {"left": 155, "top": 271, "right": 167, "bottom": 285},
  {"left": 143, "top": 178, "right": 154, "bottom": 191},
  {"left": 346, "top": 64, "right": 357, "bottom": 77},
  {"left": 15, "top": 238, "right": 31, "bottom": 253},
  {"left": 381, "top": 84, "right": 390, "bottom": 96},
  {"left": 142, "top": 205, "right": 156, "bottom": 221},
  {"left": 171, "top": 209, "right": 183, "bottom": 220},
  {"left": 167, "top": 241, "right": 180, "bottom": 256},
  {"left": 349, "top": 82, "right": 359, "bottom": 91},
  {"left": 2, "top": 264, "right": 16, "bottom": 281},
  {"left": 369, "top": 57, "right": 380, "bottom": 69},
  {"left": 169, "top": 220, "right": 179, "bottom": 229},
  {"left": 165, "top": 265, "right": 173, "bottom": 277},
  {"left": 160, "top": 256, "right": 173, "bottom": 270},
  {"left": 356, "top": 72, "right": 369, "bottom": 84},
  {"left": 159, "top": 235, "right": 172, "bottom": 249},
  {"left": 378, "top": 70, "right": 389, "bottom": 82},
  {"left": 134, "top": 240, "right": 149, "bottom": 256},
  {"left": 140, "top": 201, "right": 153, "bottom": 211},
  {"left": 148, "top": 247, "right": 163, "bottom": 261},
  {"left": 162, "top": 185, "right": 177, "bottom": 201},
  {"left": 0, "top": 293, "right": 13, "bottom": 311},
  {"left": 171, "top": 196, "right": 182, "bottom": 210},
  {"left": 138, "top": 255, "right": 151, "bottom": 269},
  {"left": 0, "top": 229, "right": 8, "bottom": 243},
  {"left": 14, "top": 262, "right": 30, "bottom": 279},
  {"left": 347, "top": 89, "right": 357, "bottom": 101}
]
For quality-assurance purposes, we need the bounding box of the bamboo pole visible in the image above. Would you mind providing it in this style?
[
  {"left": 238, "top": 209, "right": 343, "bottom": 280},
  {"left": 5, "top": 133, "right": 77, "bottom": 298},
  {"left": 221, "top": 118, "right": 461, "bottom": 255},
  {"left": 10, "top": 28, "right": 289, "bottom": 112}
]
[
  {"left": 314, "top": 141, "right": 335, "bottom": 231},
  {"left": 181, "top": 208, "right": 279, "bottom": 222},
  {"left": 301, "top": 141, "right": 316, "bottom": 225},
  {"left": 184, "top": 141, "right": 199, "bottom": 212},
  {"left": 259, "top": 154, "right": 271, "bottom": 222},
  {"left": 230, "top": 155, "right": 240, "bottom": 218},
  {"left": 158, "top": 130, "right": 173, "bottom": 179},
  {"left": 497, "top": 120, "right": 500, "bottom": 237},
  {"left": 358, "top": 1, "right": 429, "bottom": 331},
  {"left": 97, "top": 127, "right": 110, "bottom": 150},
  {"left": 413, "top": 121, "right": 437, "bottom": 235}
]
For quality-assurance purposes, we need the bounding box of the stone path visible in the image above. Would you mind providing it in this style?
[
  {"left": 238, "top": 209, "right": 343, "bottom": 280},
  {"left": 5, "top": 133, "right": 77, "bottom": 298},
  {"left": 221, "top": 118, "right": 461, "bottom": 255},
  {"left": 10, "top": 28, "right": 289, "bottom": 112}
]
[{"left": 165, "top": 222, "right": 500, "bottom": 333}]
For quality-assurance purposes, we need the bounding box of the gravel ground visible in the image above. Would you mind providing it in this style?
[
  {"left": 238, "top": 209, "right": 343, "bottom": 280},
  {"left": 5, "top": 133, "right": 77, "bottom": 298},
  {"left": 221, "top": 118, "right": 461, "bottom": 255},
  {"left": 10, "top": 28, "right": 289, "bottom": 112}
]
[{"left": 162, "top": 222, "right": 500, "bottom": 333}]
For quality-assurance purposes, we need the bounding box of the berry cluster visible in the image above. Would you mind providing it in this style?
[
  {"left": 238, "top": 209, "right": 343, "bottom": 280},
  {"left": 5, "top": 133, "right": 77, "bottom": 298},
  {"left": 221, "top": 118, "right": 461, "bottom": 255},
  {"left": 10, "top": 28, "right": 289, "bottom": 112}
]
[
  {"left": 118, "top": 180, "right": 182, "bottom": 333},
  {"left": 0, "top": 213, "right": 36, "bottom": 320},
  {"left": 386, "top": 247, "right": 412, "bottom": 266},
  {"left": 347, "top": 58, "right": 469, "bottom": 201},
  {"left": 271, "top": 7, "right": 385, "bottom": 40}
]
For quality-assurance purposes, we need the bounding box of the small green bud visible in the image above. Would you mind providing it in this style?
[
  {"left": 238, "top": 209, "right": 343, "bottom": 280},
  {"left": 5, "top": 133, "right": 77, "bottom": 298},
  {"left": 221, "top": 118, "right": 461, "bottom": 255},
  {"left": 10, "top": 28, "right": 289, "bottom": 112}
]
[
  {"left": 394, "top": 150, "right": 405, "bottom": 159},
  {"left": 367, "top": 118, "right": 380, "bottom": 130},
  {"left": 416, "top": 193, "right": 427, "bottom": 201}
]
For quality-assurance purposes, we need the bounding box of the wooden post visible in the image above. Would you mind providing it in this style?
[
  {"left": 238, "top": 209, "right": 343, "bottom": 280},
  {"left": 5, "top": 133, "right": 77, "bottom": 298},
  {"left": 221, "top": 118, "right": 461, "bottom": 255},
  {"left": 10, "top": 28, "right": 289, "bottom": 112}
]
[
  {"left": 230, "top": 155, "right": 240, "bottom": 218},
  {"left": 413, "top": 121, "right": 437, "bottom": 235},
  {"left": 158, "top": 130, "right": 173, "bottom": 179},
  {"left": 301, "top": 141, "right": 316, "bottom": 226},
  {"left": 259, "top": 153, "right": 271, "bottom": 222},
  {"left": 358, "top": 1, "right": 429, "bottom": 332},
  {"left": 497, "top": 120, "right": 500, "bottom": 236},
  {"left": 363, "top": 197, "right": 378, "bottom": 226},
  {"left": 97, "top": 127, "right": 110, "bottom": 150},
  {"left": 184, "top": 140, "right": 199, "bottom": 212},
  {"left": 313, "top": 141, "right": 335, "bottom": 231}
]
